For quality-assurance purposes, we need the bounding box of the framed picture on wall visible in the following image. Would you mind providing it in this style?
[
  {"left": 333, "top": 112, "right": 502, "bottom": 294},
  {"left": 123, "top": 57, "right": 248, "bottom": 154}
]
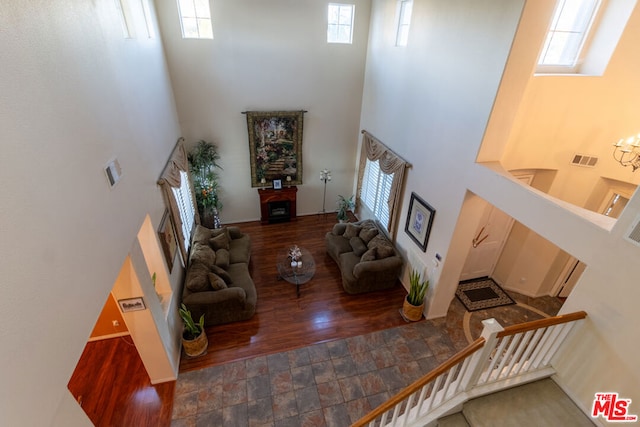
[
  {"left": 405, "top": 192, "right": 435, "bottom": 252},
  {"left": 273, "top": 179, "right": 282, "bottom": 189},
  {"left": 158, "top": 209, "right": 177, "bottom": 272},
  {"left": 118, "top": 297, "right": 146, "bottom": 313},
  {"left": 245, "top": 110, "right": 305, "bottom": 187}
]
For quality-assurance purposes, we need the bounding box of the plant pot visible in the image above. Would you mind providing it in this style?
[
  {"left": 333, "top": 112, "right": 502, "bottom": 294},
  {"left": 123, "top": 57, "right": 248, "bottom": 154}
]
[
  {"left": 182, "top": 329, "right": 208, "bottom": 357},
  {"left": 200, "top": 207, "right": 221, "bottom": 229},
  {"left": 402, "top": 296, "right": 424, "bottom": 322}
]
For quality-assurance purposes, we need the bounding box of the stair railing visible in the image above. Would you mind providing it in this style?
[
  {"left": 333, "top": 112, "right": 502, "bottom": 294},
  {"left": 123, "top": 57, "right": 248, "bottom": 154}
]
[{"left": 352, "top": 311, "right": 587, "bottom": 427}]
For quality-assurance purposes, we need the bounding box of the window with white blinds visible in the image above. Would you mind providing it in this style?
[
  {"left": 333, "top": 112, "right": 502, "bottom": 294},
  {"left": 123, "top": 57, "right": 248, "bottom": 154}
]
[
  {"left": 361, "top": 158, "right": 394, "bottom": 230},
  {"left": 172, "top": 170, "right": 196, "bottom": 252}
]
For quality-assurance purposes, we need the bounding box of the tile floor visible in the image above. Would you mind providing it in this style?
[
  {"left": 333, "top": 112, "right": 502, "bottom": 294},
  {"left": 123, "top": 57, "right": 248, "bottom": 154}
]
[{"left": 171, "top": 292, "right": 563, "bottom": 427}]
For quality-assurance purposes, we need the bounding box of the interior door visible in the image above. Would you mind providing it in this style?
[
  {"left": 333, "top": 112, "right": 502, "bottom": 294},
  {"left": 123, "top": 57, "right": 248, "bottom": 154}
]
[
  {"left": 459, "top": 175, "right": 533, "bottom": 282},
  {"left": 459, "top": 203, "right": 514, "bottom": 281},
  {"left": 555, "top": 190, "right": 630, "bottom": 297}
]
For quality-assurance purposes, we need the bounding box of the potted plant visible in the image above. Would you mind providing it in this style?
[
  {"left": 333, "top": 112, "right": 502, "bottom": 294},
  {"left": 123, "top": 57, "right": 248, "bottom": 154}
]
[
  {"left": 402, "top": 269, "right": 429, "bottom": 321},
  {"left": 188, "top": 140, "right": 223, "bottom": 229},
  {"left": 178, "top": 303, "right": 208, "bottom": 357},
  {"left": 336, "top": 195, "right": 355, "bottom": 223}
]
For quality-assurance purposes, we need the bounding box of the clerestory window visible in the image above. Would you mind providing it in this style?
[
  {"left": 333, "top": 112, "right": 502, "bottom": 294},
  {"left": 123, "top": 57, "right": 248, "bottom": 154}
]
[
  {"left": 537, "top": 0, "right": 602, "bottom": 73},
  {"left": 327, "top": 3, "right": 355, "bottom": 44},
  {"left": 395, "top": 0, "right": 413, "bottom": 47},
  {"left": 177, "top": 0, "right": 213, "bottom": 39}
]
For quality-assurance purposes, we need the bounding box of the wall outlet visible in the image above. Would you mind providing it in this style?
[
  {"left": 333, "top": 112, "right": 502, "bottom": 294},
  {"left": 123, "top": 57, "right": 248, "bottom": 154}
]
[{"left": 112, "top": 320, "right": 120, "bottom": 327}]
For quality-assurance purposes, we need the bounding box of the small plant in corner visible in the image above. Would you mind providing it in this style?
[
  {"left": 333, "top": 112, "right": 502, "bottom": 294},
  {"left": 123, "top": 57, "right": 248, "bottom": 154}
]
[
  {"left": 336, "top": 195, "right": 355, "bottom": 222},
  {"left": 408, "top": 269, "right": 429, "bottom": 306},
  {"left": 179, "top": 303, "right": 205, "bottom": 340},
  {"left": 179, "top": 303, "right": 208, "bottom": 357},
  {"left": 403, "top": 269, "right": 429, "bottom": 322}
]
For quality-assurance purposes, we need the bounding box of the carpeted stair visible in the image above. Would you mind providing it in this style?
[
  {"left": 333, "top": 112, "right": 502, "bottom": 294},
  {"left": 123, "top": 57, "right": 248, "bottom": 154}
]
[{"left": 436, "top": 379, "right": 595, "bottom": 427}]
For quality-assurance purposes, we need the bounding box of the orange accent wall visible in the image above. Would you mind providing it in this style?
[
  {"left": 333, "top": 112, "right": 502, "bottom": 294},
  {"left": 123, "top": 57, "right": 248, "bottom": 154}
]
[{"left": 90, "top": 293, "right": 128, "bottom": 338}]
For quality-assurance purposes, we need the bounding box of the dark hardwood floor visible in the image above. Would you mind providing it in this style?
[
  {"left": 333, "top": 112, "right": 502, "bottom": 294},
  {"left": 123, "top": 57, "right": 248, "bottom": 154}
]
[
  {"left": 180, "top": 213, "right": 409, "bottom": 372},
  {"left": 68, "top": 336, "right": 175, "bottom": 427},
  {"left": 68, "top": 213, "right": 410, "bottom": 426}
]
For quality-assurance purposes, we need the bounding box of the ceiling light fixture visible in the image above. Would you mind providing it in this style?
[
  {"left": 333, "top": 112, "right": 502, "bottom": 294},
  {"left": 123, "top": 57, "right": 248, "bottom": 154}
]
[{"left": 613, "top": 134, "right": 640, "bottom": 171}]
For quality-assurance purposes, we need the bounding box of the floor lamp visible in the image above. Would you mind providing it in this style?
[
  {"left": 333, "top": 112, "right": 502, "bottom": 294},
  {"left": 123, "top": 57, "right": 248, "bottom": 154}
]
[{"left": 320, "top": 169, "right": 332, "bottom": 218}]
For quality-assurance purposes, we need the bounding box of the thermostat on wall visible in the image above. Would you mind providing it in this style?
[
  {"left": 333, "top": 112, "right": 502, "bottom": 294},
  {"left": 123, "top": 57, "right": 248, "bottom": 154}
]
[{"left": 104, "top": 157, "right": 122, "bottom": 188}]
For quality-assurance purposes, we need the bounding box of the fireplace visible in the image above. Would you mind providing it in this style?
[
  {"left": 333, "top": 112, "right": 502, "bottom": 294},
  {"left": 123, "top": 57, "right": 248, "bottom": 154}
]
[
  {"left": 268, "top": 200, "right": 291, "bottom": 223},
  {"left": 258, "top": 186, "right": 297, "bottom": 224}
]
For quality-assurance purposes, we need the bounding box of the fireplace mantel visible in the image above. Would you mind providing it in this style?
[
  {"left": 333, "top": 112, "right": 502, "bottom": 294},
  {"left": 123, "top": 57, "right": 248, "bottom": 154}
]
[{"left": 258, "top": 186, "right": 297, "bottom": 224}]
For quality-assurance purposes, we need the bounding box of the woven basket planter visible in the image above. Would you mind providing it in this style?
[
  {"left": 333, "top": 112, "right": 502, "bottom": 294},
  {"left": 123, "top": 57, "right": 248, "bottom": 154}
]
[
  {"left": 402, "top": 297, "right": 424, "bottom": 322},
  {"left": 182, "top": 329, "right": 208, "bottom": 357}
]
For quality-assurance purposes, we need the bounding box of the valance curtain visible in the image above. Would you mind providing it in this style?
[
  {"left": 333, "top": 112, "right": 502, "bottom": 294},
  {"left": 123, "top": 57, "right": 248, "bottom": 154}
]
[
  {"left": 357, "top": 130, "right": 410, "bottom": 235},
  {"left": 157, "top": 138, "right": 199, "bottom": 262}
]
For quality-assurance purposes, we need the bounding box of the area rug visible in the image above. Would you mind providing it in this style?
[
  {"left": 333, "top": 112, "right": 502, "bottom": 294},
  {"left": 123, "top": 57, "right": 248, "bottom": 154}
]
[{"left": 455, "top": 277, "right": 516, "bottom": 312}]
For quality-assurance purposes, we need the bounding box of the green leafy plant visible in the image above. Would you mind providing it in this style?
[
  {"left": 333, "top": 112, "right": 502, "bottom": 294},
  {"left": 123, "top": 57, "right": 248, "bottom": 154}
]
[
  {"left": 178, "top": 303, "right": 205, "bottom": 340},
  {"left": 336, "top": 195, "right": 355, "bottom": 222},
  {"left": 188, "top": 140, "right": 223, "bottom": 212},
  {"left": 407, "top": 269, "right": 429, "bottom": 306}
]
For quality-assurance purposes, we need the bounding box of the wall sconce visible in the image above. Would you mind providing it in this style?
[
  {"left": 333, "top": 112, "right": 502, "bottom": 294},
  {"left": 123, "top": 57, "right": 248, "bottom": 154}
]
[
  {"left": 613, "top": 134, "right": 640, "bottom": 171},
  {"left": 320, "top": 169, "right": 332, "bottom": 214}
]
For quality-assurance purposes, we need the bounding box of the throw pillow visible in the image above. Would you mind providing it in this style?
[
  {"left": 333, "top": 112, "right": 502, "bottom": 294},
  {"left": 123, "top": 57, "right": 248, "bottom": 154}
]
[
  {"left": 361, "top": 247, "right": 377, "bottom": 262},
  {"left": 359, "top": 226, "right": 379, "bottom": 244},
  {"left": 192, "top": 225, "right": 215, "bottom": 246},
  {"left": 215, "top": 248, "right": 230, "bottom": 269},
  {"left": 208, "top": 273, "right": 228, "bottom": 291},
  {"left": 344, "top": 224, "right": 362, "bottom": 239},
  {"left": 185, "top": 262, "right": 212, "bottom": 292},
  {"left": 349, "top": 236, "right": 368, "bottom": 257},
  {"left": 210, "top": 232, "right": 230, "bottom": 251},
  {"left": 189, "top": 243, "right": 216, "bottom": 266},
  {"left": 367, "top": 235, "right": 395, "bottom": 259},
  {"left": 210, "top": 264, "right": 233, "bottom": 284}
]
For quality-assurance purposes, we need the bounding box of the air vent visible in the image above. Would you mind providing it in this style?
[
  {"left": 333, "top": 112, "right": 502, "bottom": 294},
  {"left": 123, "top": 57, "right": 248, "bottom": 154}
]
[
  {"left": 624, "top": 214, "right": 640, "bottom": 248},
  {"left": 104, "top": 158, "right": 122, "bottom": 188},
  {"left": 571, "top": 154, "right": 598, "bottom": 168}
]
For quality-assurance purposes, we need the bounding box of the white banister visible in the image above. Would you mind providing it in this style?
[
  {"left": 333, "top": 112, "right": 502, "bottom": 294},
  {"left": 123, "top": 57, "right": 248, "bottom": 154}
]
[{"left": 352, "top": 311, "right": 587, "bottom": 427}]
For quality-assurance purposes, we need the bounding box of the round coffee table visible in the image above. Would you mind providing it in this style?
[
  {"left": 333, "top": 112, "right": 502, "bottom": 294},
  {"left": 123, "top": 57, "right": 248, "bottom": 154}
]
[{"left": 276, "top": 246, "right": 316, "bottom": 297}]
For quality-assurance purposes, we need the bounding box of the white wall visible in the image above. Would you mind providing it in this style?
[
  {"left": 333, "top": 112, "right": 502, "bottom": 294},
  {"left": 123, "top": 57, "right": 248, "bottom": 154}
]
[
  {"left": 359, "top": 0, "right": 526, "bottom": 314},
  {"left": 0, "top": 0, "right": 182, "bottom": 425},
  {"left": 363, "top": 0, "right": 640, "bottom": 417},
  {"left": 155, "top": 0, "right": 371, "bottom": 223}
]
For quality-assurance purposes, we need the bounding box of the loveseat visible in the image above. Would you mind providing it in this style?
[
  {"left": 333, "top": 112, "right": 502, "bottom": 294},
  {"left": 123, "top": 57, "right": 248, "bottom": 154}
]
[
  {"left": 325, "top": 219, "right": 403, "bottom": 294},
  {"left": 181, "top": 225, "right": 256, "bottom": 326}
]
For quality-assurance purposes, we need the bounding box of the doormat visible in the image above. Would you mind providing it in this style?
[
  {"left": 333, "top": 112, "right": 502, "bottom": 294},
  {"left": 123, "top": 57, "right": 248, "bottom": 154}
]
[{"left": 455, "top": 277, "right": 516, "bottom": 312}]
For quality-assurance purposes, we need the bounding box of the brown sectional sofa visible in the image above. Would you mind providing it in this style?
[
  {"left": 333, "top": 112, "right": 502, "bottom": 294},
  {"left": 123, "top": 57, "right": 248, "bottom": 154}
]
[
  {"left": 181, "top": 225, "right": 256, "bottom": 326},
  {"left": 325, "top": 219, "right": 403, "bottom": 294}
]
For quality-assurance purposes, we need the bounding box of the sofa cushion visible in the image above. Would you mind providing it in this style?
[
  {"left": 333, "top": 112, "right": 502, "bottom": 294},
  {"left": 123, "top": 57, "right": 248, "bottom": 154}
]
[
  {"left": 359, "top": 226, "right": 379, "bottom": 244},
  {"left": 215, "top": 249, "right": 230, "bottom": 269},
  {"left": 332, "top": 223, "right": 348, "bottom": 236},
  {"left": 192, "top": 225, "right": 214, "bottom": 246},
  {"left": 189, "top": 243, "right": 216, "bottom": 266},
  {"left": 193, "top": 225, "right": 228, "bottom": 245},
  {"left": 349, "top": 237, "right": 368, "bottom": 257},
  {"left": 360, "top": 247, "right": 377, "bottom": 262},
  {"left": 344, "top": 224, "right": 362, "bottom": 239},
  {"left": 210, "top": 264, "right": 233, "bottom": 284},
  {"left": 210, "top": 232, "right": 230, "bottom": 251},
  {"left": 229, "top": 234, "right": 252, "bottom": 264},
  {"left": 208, "top": 273, "right": 228, "bottom": 291},
  {"left": 185, "top": 262, "right": 212, "bottom": 292},
  {"left": 367, "top": 235, "right": 395, "bottom": 259}
]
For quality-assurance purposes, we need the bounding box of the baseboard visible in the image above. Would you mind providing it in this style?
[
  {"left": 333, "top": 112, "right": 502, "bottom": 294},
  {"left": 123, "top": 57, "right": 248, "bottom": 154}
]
[{"left": 88, "top": 332, "right": 130, "bottom": 342}]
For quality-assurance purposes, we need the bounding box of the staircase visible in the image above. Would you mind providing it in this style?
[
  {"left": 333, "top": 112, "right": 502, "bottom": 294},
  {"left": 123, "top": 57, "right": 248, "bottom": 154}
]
[
  {"left": 353, "top": 311, "right": 588, "bottom": 427},
  {"left": 436, "top": 378, "right": 594, "bottom": 426}
]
